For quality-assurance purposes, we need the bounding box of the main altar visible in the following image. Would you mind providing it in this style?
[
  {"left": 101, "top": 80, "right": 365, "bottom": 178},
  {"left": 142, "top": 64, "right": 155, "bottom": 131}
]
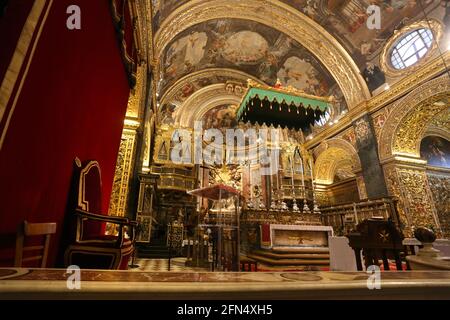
[{"left": 232, "top": 80, "right": 335, "bottom": 269}]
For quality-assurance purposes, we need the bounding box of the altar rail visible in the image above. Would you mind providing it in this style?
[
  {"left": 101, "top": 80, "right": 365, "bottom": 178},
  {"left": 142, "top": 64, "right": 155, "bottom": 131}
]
[{"left": 320, "top": 197, "right": 400, "bottom": 233}]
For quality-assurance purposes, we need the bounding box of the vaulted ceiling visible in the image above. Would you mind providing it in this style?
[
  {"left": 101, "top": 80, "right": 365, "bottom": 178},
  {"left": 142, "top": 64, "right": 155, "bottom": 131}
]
[{"left": 150, "top": 0, "right": 449, "bottom": 125}]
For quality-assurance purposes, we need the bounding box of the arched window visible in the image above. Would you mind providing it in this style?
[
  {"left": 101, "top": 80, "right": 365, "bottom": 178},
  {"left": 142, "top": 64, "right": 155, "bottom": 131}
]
[
  {"left": 315, "top": 108, "right": 331, "bottom": 127},
  {"left": 390, "top": 28, "right": 434, "bottom": 70}
]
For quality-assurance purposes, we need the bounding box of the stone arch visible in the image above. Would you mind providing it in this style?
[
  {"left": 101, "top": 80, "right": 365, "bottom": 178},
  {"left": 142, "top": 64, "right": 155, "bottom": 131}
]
[
  {"left": 174, "top": 84, "right": 243, "bottom": 128},
  {"left": 160, "top": 68, "right": 263, "bottom": 109},
  {"left": 423, "top": 108, "right": 450, "bottom": 142},
  {"left": 314, "top": 138, "right": 361, "bottom": 185},
  {"left": 378, "top": 74, "right": 450, "bottom": 161},
  {"left": 154, "top": 0, "right": 370, "bottom": 108}
]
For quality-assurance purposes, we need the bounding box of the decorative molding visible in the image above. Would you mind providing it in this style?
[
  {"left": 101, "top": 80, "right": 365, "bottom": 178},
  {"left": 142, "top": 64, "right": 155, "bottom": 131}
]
[
  {"left": 108, "top": 128, "right": 137, "bottom": 217},
  {"left": 153, "top": 0, "right": 370, "bottom": 109},
  {"left": 368, "top": 52, "right": 450, "bottom": 112},
  {"left": 160, "top": 68, "right": 264, "bottom": 108},
  {"left": 424, "top": 108, "right": 450, "bottom": 141},
  {"left": 378, "top": 75, "right": 450, "bottom": 160},
  {"left": 314, "top": 139, "right": 361, "bottom": 185},
  {"left": 174, "top": 83, "right": 244, "bottom": 128},
  {"left": 380, "top": 19, "right": 444, "bottom": 78},
  {"left": 304, "top": 52, "right": 450, "bottom": 151},
  {"left": 426, "top": 171, "right": 450, "bottom": 238},
  {"left": 383, "top": 163, "right": 442, "bottom": 237}
]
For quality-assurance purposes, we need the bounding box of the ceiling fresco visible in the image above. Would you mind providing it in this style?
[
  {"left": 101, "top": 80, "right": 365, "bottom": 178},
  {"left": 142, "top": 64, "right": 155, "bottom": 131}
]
[
  {"left": 280, "top": 0, "right": 445, "bottom": 67},
  {"left": 201, "top": 104, "right": 239, "bottom": 130},
  {"left": 153, "top": 0, "right": 448, "bottom": 124},
  {"left": 151, "top": 0, "right": 190, "bottom": 31},
  {"left": 152, "top": 1, "right": 447, "bottom": 69},
  {"left": 159, "top": 19, "right": 345, "bottom": 101}
]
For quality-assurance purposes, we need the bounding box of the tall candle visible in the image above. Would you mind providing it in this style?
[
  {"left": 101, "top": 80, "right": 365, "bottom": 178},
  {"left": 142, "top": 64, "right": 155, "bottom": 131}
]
[
  {"left": 290, "top": 156, "right": 295, "bottom": 196},
  {"left": 248, "top": 160, "right": 252, "bottom": 200},
  {"left": 309, "top": 157, "right": 314, "bottom": 196},
  {"left": 300, "top": 157, "right": 305, "bottom": 187}
]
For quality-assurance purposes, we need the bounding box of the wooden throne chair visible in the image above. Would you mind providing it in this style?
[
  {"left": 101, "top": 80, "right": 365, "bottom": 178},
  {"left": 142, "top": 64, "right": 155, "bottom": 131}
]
[{"left": 63, "top": 158, "right": 136, "bottom": 270}]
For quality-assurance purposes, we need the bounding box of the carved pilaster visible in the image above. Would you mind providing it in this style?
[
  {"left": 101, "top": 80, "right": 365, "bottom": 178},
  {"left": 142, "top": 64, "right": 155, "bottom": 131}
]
[
  {"left": 353, "top": 114, "right": 388, "bottom": 199},
  {"left": 426, "top": 168, "right": 450, "bottom": 238},
  {"left": 383, "top": 159, "right": 441, "bottom": 237},
  {"left": 108, "top": 125, "right": 138, "bottom": 217}
]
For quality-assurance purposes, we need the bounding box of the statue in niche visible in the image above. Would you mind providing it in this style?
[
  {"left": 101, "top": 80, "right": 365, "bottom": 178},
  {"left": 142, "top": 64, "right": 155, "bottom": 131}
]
[{"left": 362, "top": 62, "right": 386, "bottom": 93}]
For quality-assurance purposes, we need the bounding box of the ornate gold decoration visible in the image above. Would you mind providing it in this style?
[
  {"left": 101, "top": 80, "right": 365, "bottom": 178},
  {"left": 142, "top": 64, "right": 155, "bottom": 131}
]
[
  {"left": 368, "top": 52, "right": 450, "bottom": 112},
  {"left": 153, "top": 0, "right": 370, "bottom": 108},
  {"left": 371, "top": 106, "right": 393, "bottom": 142},
  {"left": 338, "top": 127, "right": 357, "bottom": 149},
  {"left": 126, "top": 64, "right": 146, "bottom": 119},
  {"left": 354, "top": 118, "right": 370, "bottom": 144},
  {"left": 424, "top": 108, "right": 450, "bottom": 141},
  {"left": 245, "top": 79, "right": 334, "bottom": 103},
  {"left": 378, "top": 74, "right": 450, "bottom": 160},
  {"left": 426, "top": 170, "right": 450, "bottom": 238},
  {"left": 314, "top": 141, "right": 360, "bottom": 185},
  {"left": 383, "top": 163, "right": 441, "bottom": 237},
  {"left": 175, "top": 83, "right": 244, "bottom": 127},
  {"left": 108, "top": 128, "right": 137, "bottom": 217},
  {"left": 392, "top": 95, "right": 449, "bottom": 156},
  {"left": 380, "top": 19, "right": 444, "bottom": 78},
  {"left": 160, "top": 68, "right": 263, "bottom": 108}
]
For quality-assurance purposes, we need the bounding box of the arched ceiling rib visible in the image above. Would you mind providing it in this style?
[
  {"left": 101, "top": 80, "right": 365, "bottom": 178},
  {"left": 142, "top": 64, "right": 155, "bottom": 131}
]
[{"left": 160, "top": 68, "right": 263, "bottom": 108}]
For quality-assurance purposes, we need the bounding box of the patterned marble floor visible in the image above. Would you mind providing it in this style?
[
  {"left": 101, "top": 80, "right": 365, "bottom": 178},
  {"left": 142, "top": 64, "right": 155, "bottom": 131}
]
[{"left": 130, "top": 258, "right": 210, "bottom": 272}]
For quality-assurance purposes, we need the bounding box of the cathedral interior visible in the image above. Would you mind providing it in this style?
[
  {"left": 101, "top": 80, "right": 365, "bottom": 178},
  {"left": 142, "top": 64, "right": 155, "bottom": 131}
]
[{"left": 0, "top": 0, "right": 450, "bottom": 300}]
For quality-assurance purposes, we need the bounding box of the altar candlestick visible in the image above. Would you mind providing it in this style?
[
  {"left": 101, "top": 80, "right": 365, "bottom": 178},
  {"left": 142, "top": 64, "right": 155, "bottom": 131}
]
[
  {"left": 290, "top": 156, "right": 295, "bottom": 190},
  {"left": 300, "top": 157, "right": 305, "bottom": 188},
  {"left": 353, "top": 203, "right": 359, "bottom": 225},
  {"left": 248, "top": 161, "right": 252, "bottom": 199},
  {"left": 290, "top": 155, "right": 300, "bottom": 212}
]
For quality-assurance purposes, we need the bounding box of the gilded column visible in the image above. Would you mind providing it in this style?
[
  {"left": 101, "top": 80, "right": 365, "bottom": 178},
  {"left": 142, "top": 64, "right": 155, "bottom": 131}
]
[{"left": 108, "top": 121, "right": 140, "bottom": 216}]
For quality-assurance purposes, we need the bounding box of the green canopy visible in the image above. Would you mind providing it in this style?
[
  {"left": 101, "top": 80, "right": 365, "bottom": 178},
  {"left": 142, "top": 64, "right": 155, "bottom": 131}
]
[{"left": 236, "top": 82, "right": 332, "bottom": 132}]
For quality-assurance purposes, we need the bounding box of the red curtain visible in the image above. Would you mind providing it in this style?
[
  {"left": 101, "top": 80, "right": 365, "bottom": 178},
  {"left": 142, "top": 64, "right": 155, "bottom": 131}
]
[{"left": 0, "top": 0, "right": 130, "bottom": 267}]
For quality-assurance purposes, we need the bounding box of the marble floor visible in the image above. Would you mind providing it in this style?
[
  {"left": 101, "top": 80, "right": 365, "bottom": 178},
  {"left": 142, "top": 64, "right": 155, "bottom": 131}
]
[
  {"left": 130, "top": 258, "right": 209, "bottom": 272},
  {"left": 1, "top": 268, "right": 450, "bottom": 299},
  {"left": 131, "top": 258, "right": 328, "bottom": 272}
]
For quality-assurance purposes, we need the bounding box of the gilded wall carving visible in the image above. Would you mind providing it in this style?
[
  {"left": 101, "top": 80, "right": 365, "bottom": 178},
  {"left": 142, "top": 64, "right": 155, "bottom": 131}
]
[
  {"left": 356, "top": 175, "right": 367, "bottom": 200},
  {"left": 383, "top": 164, "right": 441, "bottom": 237},
  {"left": 313, "top": 139, "right": 360, "bottom": 185},
  {"left": 378, "top": 74, "right": 450, "bottom": 160},
  {"left": 126, "top": 65, "right": 146, "bottom": 119},
  {"left": 108, "top": 129, "right": 137, "bottom": 216},
  {"left": 153, "top": 0, "right": 370, "bottom": 108},
  {"left": 371, "top": 106, "right": 392, "bottom": 142},
  {"left": 338, "top": 127, "right": 357, "bottom": 150},
  {"left": 367, "top": 52, "right": 450, "bottom": 112},
  {"left": 426, "top": 171, "right": 450, "bottom": 238},
  {"left": 424, "top": 109, "right": 450, "bottom": 141},
  {"left": 160, "top": 68, "right": 262, "bottom": 109},
  {"left": 175, "top": 83, "right": 244, "bottom": 128},
  {"left": 392, "top": 95, "right": 449, "bottom": 156}
]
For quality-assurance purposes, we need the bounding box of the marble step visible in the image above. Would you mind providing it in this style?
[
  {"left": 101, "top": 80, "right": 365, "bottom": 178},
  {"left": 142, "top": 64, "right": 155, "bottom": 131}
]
[
  {"left": 247, "top": 254, "right": 329, "bottom": 266},
  {"left": 270, "top": 247, "right": 330, "bottom": 254},
  {"left": 251, "top": 250, "right": 329, "bottom": 260}
]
